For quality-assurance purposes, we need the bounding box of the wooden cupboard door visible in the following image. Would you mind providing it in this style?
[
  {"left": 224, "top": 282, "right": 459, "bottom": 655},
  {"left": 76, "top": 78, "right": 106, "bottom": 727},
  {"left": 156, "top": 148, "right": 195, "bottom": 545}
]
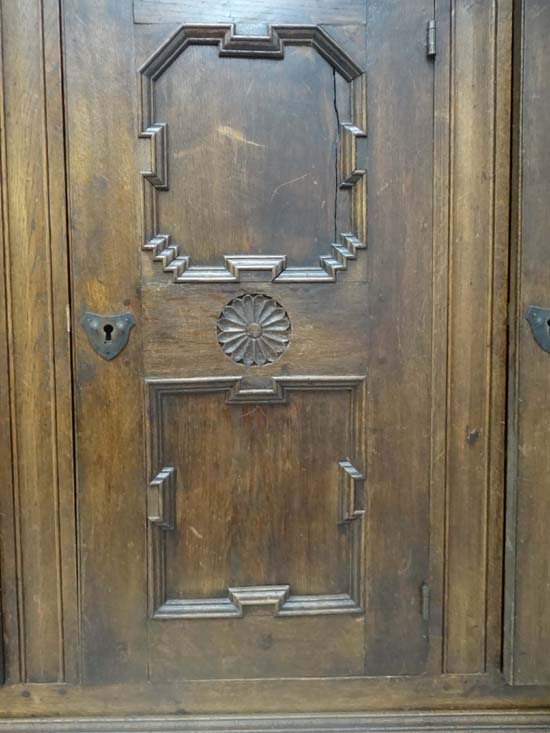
[
  {"left": 64, "top": 0, "right": 439, "bottom": 683},
  {"left": 505, "top": 0, "right": 550, "bottom": 686}
]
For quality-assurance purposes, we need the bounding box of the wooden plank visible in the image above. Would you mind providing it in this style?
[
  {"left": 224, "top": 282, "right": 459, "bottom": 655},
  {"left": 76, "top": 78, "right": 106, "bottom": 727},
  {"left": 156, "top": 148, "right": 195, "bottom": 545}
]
[
  {"left": 0, "top": 674, "right": 549, "bottom": 717},
  {"left": 428, "top": 0, "right": 452, "bottom": 675},
  {"left": 0, "top": 0, "right": 76, "bottom": 682},
  {"left": 0, "top": 0, "right": 12, "bottom": 685},
  {"left": 62, "top": 0, "right": 148, "bottom": 683},
  {"left": 1, "top": 711, "right": 550, "bottom": 733},
  {"left": 363, "top": 0, "right": 434, "bottom": 675},
  {"left": 133, "top": 0, "right": 366, "bottom": 25},
  {"left": 504, "top": 0, "right": 550, "bottom": 686},
  {"left": 41, "top": 0, "right": 80, "bottom": 685},
  {"left": 487, "top": 0, "right": 514, "bottom": 673},
  {"left": 443, "top": 0, "right": 511, "bottom": 673}
]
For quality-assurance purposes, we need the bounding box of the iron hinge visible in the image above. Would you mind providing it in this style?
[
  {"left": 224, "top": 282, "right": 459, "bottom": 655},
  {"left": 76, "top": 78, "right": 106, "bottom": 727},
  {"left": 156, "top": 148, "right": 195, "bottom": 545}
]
[
  {"left": 427, "top": 19, "right": 436, "bottom": 58},
  {"left": 421, "top": 582, "right": 431, "bottom": 622}
]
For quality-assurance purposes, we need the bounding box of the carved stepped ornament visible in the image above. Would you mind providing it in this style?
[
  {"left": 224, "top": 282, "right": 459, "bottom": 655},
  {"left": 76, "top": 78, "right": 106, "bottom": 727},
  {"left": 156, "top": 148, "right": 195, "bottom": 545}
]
[
  {"left": 139, "top": 24, "right": 367, "bottom": 283},
  {"left": 217, "top": 294, "right": 290, "bottom": 366}
]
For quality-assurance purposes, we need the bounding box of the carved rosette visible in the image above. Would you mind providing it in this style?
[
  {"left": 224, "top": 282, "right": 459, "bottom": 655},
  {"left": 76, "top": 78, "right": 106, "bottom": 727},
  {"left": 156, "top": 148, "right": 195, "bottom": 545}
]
[{"left": 217, "top": 294, "right": 290, "bottom": 366}]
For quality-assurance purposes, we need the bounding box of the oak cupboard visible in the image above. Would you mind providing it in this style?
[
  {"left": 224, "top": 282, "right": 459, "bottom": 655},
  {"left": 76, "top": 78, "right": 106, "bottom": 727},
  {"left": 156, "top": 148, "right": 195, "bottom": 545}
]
[{"left": 0, "top": 0, "right": 548, "bottom": 730}]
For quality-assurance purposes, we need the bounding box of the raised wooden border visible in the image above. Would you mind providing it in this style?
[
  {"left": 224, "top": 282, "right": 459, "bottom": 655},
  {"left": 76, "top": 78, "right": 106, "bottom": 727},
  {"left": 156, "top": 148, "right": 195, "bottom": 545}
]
[
  {"left": 146, "top": 376, "right": 367, "bottom": 618},
  {"left": 0, "top": 0, "right": 78, "bottom": 684},
  {"left": 431, "top": 0, "right": 513, "bottom": 675},
  {"left": 139, "top": 25, "right": 367, "bottom": 283},
  {"left": 1, "top": 710, "right": 550, "bottom": 732}
]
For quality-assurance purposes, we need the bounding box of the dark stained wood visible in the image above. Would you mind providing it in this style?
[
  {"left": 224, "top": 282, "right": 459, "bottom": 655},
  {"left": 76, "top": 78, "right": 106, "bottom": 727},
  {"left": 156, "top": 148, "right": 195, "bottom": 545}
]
[
  {"left": 0, "top": 0, "right": 77, "bottom": 683},
  {"left": 488, "top": 0, "right": 514, "bottom": 675},
  {"left": 133, "top": 0, "right": 366, "bottom": 26},
  {"left": 62, "top": 0, "right": 148, "bottom": 683},
  {"left": 62, "top": 0, "right": 373, "bottom": 682},
  {"left": 159, "top": 388, "right": 361, "bottom": 600},
  {"left": 505, "top": 0, "right": 550, "bottom": 686},
  {"left": 443, "top": 0, "right": 512, "bottom": 674},
  {"left": 133, "top": 0, "right": 438, "bottom": 680},
  {"left": 146, "top": 378, "right": 366, "bottom": 679},
  {"left": 428, "top": 0, "right": 453, "bottom": 676},
  {"left": 362, "top": 0, "right": 434, "bottom": 675},
  {"left": 152, "top": 44, "right": 338, "bottom": 268},
  {"left": 137, "top": 25, "right": 366, "bottom": 283},
  {"left": 1, "top": 0, "right": 549, "bottom": 726},
  {"left": 141, "top": 283, "right": 368, "bottom": 375},
  {"left": 0, "top": 673, "right": 549, "bottom": 717}
]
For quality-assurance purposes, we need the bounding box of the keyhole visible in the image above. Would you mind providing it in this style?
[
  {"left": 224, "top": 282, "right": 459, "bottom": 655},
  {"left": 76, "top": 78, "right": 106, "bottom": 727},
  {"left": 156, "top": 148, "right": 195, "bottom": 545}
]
[{"left": 103, "top": 323, "right": 114, "bottom": 342}]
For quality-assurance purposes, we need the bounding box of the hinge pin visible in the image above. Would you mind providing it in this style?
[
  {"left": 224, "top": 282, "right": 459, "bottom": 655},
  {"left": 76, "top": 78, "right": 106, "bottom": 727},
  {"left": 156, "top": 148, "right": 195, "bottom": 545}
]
[
  {"left": 427, "top": 19, "right": 436, "bottom": 58},
  {"left": 421, "top": 582, "right": 431, "bottom": 621}
]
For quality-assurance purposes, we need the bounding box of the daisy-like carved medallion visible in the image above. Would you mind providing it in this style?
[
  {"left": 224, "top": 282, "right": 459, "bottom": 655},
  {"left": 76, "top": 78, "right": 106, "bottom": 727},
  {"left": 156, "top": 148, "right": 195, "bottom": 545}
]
[{"left": 217, "top": 294, "right": 291, "bottom": 367}]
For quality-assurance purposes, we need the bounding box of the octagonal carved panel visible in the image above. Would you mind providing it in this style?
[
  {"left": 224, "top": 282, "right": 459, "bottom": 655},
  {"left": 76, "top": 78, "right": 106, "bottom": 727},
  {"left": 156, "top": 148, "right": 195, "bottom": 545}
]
[{"left": 139, "top": 24, "right": 367, "bottom": 283}]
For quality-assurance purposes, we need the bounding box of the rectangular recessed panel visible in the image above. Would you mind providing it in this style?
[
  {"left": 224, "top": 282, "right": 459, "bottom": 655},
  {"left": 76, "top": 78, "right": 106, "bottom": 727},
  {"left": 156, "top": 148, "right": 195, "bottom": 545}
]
[
  {"left": 147, "top": 377, "right": 366, "bottom": 620},
  {"left": 164, "top": 390, "right": 349, "bottom": 598},
  {"left": 153, "top": 45, "right": 336, "bottom": 268},
  {"left": 145, "top": 377, "right": 367, "bottom": 679}
]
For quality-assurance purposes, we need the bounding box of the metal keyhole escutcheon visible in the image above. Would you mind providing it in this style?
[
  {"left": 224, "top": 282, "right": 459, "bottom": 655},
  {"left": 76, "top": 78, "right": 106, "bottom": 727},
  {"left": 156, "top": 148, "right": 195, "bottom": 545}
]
[
  {"left": 526, "top": 306, "right": 550, "bottom": 353},
  {"left": 81, "top": 312, "right": 136, "bottom": 361}
]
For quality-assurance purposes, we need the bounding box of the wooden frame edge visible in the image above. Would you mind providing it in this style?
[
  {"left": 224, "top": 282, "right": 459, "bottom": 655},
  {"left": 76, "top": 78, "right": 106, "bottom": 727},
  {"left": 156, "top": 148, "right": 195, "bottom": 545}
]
[
  {"left": 0, "top": 0, "right": 79, "bottom": 684},
  {"left": 0, "top": 711, "right": 550, "bottom": 732},
  {"left": 502, "top": 0, "right": 525, "bottom": 686}
]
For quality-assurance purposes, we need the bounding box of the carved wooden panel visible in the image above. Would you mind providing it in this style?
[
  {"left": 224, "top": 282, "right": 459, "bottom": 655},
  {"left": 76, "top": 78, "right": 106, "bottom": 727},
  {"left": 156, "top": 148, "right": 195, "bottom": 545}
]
[
  {"left": 139, "top": 25, "right": 366, "bottom": 282},
  {"left": 216, "top": 293, "right": 291, "bottom": 366},
  {"left": 0, "top": 0, "right": 528, "bottom": 710},
  {"left": 146, "top": 376, "right": 366, "bottom": 619}
]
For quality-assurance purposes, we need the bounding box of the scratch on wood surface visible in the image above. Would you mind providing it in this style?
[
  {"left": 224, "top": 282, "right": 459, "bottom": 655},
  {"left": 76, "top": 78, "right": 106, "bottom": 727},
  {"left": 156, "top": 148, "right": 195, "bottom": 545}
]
[
  {"left": 218, "top": 125, "right": 266, "bottom": 148},
  {"left": 270, "top": 173, "right": 310, "bottom": 199},
  {"left": 189, "top": 526, "right": 204, "bottom": 540}
]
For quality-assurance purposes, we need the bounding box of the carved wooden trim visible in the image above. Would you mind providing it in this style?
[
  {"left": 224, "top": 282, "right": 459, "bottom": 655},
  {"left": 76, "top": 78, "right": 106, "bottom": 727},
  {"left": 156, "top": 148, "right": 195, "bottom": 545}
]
[
  {"left": 340, "top": 124, "right": 367, "bottom": 188},
  {"left": 139, "top": 25, "right": 367, "bottom": 283},
  {"left": 155, "top": 585, "right": 292, "bottom": 620},
  {"left": 146, "top": 376, "right": 366, "bottom": 619},
  {"left": 0, "top": 0, "right": 79, "bottom": 683},
  {"left": 227, "top": 376, "right": 286, "bottom": 404},
  {"left": 338, "top": 460, "right": 366, "bottom": 523},
  {"left": 148, "top": 467, "right": 176, "bottom": 530},
  {"left": 146, "top": 467, "right": 177, "bottom": 617},
  {"left": 139, "top": 25, "right": 362, "bottom": 92},
  {"left": 148, "top": 375, "right": 366, "bottom": 401},
  {"left": 338, "top": 460, "right": 366, "bottom": 610},
  {"left": 2, "top": 710, "right": 550, "bottom": 732},
  {"left": 141, "top": 123, "right": 168, "bottom": 190}
]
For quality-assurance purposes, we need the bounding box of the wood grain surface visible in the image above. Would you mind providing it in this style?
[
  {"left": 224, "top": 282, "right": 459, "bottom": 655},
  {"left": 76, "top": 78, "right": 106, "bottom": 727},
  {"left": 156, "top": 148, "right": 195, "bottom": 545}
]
[
  {"left": 505, "top": 0, "right": 550, "bottom": 686},
  {"left": 0, "top": 0, "right": 548, "bottom": 726}
]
